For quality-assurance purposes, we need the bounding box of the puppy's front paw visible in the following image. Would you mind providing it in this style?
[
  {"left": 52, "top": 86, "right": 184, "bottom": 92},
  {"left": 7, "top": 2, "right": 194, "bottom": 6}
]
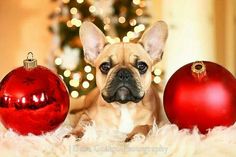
[
  {"left": 71, "top": 129, "right": 85, "bottom": 138},
  {"left": 63, "top": 128, "right": 85, "bottom": 139},
  {"left": 125, "top": 133, "right": 146, "bottom": 142},
  {"left": 69, "top": 119, "right": 94, "bottom": 139},
  {"left": 125, "top": 125, "right": 152, "bottom": 142}
]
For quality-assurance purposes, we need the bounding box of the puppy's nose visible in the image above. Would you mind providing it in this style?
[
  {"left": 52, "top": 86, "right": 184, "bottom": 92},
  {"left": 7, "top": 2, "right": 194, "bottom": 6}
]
[{"left": 117, "top": 68, "right": 132, "bottom": 81}]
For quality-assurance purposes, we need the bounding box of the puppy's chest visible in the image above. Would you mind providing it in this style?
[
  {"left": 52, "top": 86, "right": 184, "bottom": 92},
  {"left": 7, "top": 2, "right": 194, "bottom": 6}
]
[{"left": 92, "top": 104, "right": 153, "bottom": 133}]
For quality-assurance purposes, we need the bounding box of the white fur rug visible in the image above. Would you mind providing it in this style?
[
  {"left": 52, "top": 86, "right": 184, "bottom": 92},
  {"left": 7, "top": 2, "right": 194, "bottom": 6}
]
[{"left": 1, "top": 116, "right": 236, "bottom": 157}]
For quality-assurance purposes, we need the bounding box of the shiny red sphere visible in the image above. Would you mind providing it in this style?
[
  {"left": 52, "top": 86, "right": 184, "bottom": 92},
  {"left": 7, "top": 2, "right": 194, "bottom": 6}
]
[
  {"left": 164, "top": 61, "right": 236, "bottom": 133},
  {"left": 0, "top": 66, "right": 69, "bottom": 135}
]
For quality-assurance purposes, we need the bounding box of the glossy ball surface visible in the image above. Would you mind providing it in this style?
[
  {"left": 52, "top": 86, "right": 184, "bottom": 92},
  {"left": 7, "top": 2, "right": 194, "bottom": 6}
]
[
  {"left": 164, "top": 61, "right": 236, "bottom": 133},
  {"left": 0, "top": 66, "right": 69, "bottom": 135}
]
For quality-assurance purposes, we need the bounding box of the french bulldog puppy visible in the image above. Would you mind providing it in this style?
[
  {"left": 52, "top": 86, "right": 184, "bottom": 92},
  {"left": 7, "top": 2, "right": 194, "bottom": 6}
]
[{"left": 70, "top": 21, "right": 168, "bottom": 141}]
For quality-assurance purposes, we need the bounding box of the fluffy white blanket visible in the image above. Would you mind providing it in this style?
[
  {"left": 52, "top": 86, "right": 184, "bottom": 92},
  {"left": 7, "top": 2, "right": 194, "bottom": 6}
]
[{"left": 0, "top": 116, "right": 236, "bottom": 157}]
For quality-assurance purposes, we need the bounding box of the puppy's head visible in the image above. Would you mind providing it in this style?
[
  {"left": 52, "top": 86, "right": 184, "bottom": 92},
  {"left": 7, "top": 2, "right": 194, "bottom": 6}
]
[{"left": 80, "top": 21, "right": 168, "bottom": 104}]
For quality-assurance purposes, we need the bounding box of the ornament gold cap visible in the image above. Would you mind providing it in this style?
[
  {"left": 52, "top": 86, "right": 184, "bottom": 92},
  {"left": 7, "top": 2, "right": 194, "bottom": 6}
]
[
  {"left": 23, "top": 52, "right": 37, "bottom": 69},
  {"left": 191, "top": 61, "right": 206, "bottom": 80}
]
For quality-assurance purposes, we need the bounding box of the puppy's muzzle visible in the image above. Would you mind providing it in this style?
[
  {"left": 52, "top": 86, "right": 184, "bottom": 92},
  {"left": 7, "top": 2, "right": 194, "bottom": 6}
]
[{"left": 102, "top": 68, "right": 144, "bottom": 104}]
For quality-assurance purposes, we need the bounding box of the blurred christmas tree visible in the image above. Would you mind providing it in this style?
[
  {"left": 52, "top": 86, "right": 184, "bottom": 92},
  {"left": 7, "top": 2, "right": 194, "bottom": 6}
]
[{"left": 49, "top": 0, "right": 163, "bottom": 99}]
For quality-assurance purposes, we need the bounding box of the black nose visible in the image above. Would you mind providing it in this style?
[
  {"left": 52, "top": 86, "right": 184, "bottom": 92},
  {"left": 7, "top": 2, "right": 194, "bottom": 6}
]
[{"left": 117, "top": 68, "right": 132, "bottom": 81}]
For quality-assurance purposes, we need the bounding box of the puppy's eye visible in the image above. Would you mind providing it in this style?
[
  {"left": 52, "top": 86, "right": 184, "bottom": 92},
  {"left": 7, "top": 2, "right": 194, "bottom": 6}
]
[
  {"left": 99, "top": 62, "right": 111, "bottom": 74},
  {"left": 136, "top": 61, "right": 148, "bottom": 74}
]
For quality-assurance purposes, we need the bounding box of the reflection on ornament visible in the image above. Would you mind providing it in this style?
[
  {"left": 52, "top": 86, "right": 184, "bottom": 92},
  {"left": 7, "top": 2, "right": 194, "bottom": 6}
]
[
  {"left": 64, "top": 70, "right": 71, "bottom": 77},
  {"left": 84, "top": 65, "right": 92, "bottom": 73},
  {"left": 82, "top": 81, "right": 90, "bottom": 89},
  {"left": 71, "top": 91, "right": 79, "bottom": 98},
  {"left": 87, "top": 73, "right": 94, "bottom": 81},
  {"left": 59, "top": 75, "right": 64, "bottom": 80}
]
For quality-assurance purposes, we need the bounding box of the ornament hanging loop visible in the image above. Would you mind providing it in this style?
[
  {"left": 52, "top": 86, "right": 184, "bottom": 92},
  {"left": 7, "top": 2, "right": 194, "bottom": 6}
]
[
  {"left": 27, "top": 52, "right": 34, "bottom": 61},
  {"left": 191, "top": 61, "right": 207, "bottom": 80},
  {"left": 24, "top": 52, "right": 37, "bottom": 69}
]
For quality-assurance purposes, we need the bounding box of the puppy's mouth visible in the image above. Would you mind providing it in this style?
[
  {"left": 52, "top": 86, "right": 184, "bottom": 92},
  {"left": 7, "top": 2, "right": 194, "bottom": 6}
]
[{"left": 102, "top": 85, "right": 144, "bottom": 104}]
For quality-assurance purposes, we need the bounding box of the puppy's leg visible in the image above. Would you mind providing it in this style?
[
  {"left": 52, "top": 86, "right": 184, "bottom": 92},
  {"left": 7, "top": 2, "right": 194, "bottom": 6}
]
[
  {"left": 125, "top": 125, "right": 152, "bottom": 142},
  {"left": 64, "top": 111, "right": 93, "bottom": 138},
  {"left": 72, "top": 112, "right": 93, "bottom": 138}
]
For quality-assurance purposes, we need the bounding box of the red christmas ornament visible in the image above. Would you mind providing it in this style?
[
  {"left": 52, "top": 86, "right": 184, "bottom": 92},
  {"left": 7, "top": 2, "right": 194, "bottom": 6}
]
[
  {"left": 0, "top": 52, "right": 70, "bottom": 135},
  {"left": 164, "top": 61, "right": 236, "bottom": 133}
]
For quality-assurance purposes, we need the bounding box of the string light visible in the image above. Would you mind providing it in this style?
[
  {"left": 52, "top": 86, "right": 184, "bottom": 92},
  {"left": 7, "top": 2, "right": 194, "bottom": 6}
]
[
  {"left": 69, "top": 79, "right": 80, "bottom": 87},
  {"left": 70, "top": 7, "right": 78, "bottom": 15},
  {"left": 104, "top": 24, "right": 110, "bottom": 31},
  {"left": 73, "top": 73, "right": 81, "bottom": 80},
  {"left": 134, "top": 26, "right": 139, "bottom": 33},
  {"left": 129, "top": 19, "right": 137, "bottom": 26},
  {"left": 89, "top": 6, "right": 96, "bottom": 13},
  {"left": 106, "top": 36, "right": 112, "bottom": 43},
  {"left": 76, "top": 0, "right": 84, "bottom": 4},
  {"left": 139, "top": 1, "right": 146, "bottom": 7},
  {"left": 118, "top": 16, "right": 126, "bottom": 23},
  {"left": 66, "top": 21, "right": 73, "bottom": 28},
  {"left": 71, "top": 18, "right": 81, "bottom": 27},
  {"left": 64, "top": 70, "right": 71, "bottom": 77},
  {"left": 154, "top": 76, "right": 162, "bottom": 84},
  {"left": 86, "top": 73, "right": 94, "bottom": 81},
  {"left": 139, "top": 24, "right": 145, "bottom": 31},
  {"left": 115, "top": 37, "right": 121, "bottom": 43},
  {"left": 84, "top": 65, "right": 92, "bottom": 73},
  {"left": 136, "top": 8, "right": 143, "bottom": 16},
  {"left": 82, "top": 81, "right": 90, "bottom": 89},
  {"left": 55, "top": 57, "right": 62, "bottom": 65},
  {"left": 62, "top": 0, "right": 70, "bottom": 4},
  {"left": 71, "top": 91, "right": 79, "bottom": 98},
  {"left": 127, "top": 31, "right": 135, "bottom": 39},
  {"left": 154, "top": 68, "right": 162, "bottom": 75},
  {"left": 122, "top": 36, "right": 129, "bottom": 42},
  {"left": 134, "top": 24, "right": 145, "bottom": 33},
  {"left": 104, "top": 17, "right": 111, "bottom": 24},
  {"left": 133, "top": 0, "right": 141, "bottom": 5}
]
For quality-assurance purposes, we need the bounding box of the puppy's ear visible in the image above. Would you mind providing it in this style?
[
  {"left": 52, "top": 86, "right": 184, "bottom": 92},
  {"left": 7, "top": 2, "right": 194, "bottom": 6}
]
[
  {"left": 80, "top": 22, "right": 106, "bottom": 65},
  {"left": 140, "top": 21, "right": 168, "bottom": 63}
]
